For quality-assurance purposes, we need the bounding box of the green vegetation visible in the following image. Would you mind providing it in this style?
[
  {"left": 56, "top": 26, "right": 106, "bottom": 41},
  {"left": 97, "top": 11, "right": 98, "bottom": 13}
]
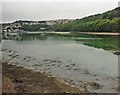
[
  {"left": 47, "top": 33, "right": 120, "bottom": 54},
  {"left": 18, "top": 7, "right": 119, "bottom": 32},
  {"left": 75, "top": 36, "right": 119, "bottom": 54},
  {"left": 21, "top": 24, "right": 51, "bottom": 31},
  {"left": 54, "top": 7, "right": 120, "bottom": 32}
]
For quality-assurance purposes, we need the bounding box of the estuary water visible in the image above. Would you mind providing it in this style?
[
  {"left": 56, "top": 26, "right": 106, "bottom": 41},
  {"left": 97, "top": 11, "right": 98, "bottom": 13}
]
[{"left": 2, "top": 35, "right": 118, "bottom": 93}]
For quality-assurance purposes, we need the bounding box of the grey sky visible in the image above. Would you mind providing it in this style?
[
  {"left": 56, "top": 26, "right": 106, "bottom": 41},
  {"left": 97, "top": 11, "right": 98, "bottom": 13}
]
[{"left": 1, "top": 0, "right": 119, "bottom": 23}]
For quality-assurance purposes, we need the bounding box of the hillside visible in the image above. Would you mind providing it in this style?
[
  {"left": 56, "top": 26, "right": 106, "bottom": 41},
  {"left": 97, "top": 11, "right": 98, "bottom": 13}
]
[
  {"left": 54, "top": 7, "right": 120, "bottom": 32},
  {"left": 3, "top": 7, "right": 119, "bottom": 32}
]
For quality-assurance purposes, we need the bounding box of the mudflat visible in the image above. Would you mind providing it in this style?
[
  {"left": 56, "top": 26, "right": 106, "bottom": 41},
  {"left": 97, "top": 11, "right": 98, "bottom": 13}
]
[{"left": 2, "top": 61, "right": 84, "bottom": 94}]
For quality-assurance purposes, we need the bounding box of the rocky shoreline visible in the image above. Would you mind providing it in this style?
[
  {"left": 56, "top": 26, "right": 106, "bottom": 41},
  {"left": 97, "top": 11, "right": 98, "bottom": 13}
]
[{"left": 2, "top": 61, "right": 84, "bottom": 93}]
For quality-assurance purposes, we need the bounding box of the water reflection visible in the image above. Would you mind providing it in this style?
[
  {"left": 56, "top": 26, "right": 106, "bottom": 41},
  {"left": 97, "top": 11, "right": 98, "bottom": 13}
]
[
  {"left": 3, "top": 33, "right": 75, "bottom": 41},
  {"left": 19, "top": 34, "right": 48, "bottom": 41},
  {"left": 3, "top": 33, "right": 119, "bottom": 55},
  {"left": 3, "top": 33, "right": 48, "bottom": 41}
]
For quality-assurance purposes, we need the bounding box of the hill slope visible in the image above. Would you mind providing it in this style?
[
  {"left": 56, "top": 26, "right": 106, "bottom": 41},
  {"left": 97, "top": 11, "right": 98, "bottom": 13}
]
[{"left": 54, "top": 7, "right": 120, "bottom": 32}]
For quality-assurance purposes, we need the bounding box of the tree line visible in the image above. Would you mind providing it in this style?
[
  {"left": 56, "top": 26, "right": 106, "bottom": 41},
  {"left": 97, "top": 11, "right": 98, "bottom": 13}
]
[
  {"left": 21, "top": 24, "right": 51, "bottom": 31},
  {"left": 19, "top": 7, "right": 120, "bottom": 32},
  {"left": 54, "top": 7, "right": 120, "bottom": 32}
]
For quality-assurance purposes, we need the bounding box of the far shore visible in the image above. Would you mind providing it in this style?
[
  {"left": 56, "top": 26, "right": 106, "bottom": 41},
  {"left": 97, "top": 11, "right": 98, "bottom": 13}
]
[
  {"left": 54, "top": 32, "right": 120, "bottom": 36},
  {"left": 77, "top": 32, "right": 120, "bottom": 36},
  {"left": 21, "top": 31, "right": 120, "bottom": 36}
]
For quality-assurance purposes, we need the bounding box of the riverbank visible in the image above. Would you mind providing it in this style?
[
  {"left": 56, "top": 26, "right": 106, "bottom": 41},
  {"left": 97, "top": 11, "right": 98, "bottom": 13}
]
[
  {"left": 2, "top": 61, "right": 83, "bottom": 93},
  {"left": 77, "top": 32, "right": 120, "bottom": 36}
]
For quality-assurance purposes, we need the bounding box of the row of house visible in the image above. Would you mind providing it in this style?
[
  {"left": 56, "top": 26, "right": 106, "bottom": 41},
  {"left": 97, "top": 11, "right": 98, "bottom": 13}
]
[
  {"left": 46, "top": 19, "right": 74, "bottom": 25},
  {"left": 15, "top": 19, "right": 74, "bottom": 26},
  {"left": 2, "top": 23, "right": 21, "bottom": 33},
  {"left": 2, "top": 19, "right": 74, "bottom": 33}
]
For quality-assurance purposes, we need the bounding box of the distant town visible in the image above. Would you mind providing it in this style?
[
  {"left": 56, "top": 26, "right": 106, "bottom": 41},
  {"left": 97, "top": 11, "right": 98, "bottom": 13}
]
[
  {"left": 0, "top": 19, "right": 74, "bottom": 39},
  {"left": 1, "top": 19, "right": 74, "bottom": 33}
]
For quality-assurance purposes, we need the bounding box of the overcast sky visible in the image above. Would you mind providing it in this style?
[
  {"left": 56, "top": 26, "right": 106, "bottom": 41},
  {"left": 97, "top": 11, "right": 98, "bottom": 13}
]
[{"left": 1, "top": 0, "right": 120, "bottom": 23}]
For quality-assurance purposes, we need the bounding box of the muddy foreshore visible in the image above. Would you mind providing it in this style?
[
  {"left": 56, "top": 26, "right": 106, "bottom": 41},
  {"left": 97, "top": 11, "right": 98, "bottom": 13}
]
[
  {"left": 1, "top": 47, "right": 119, "bottom": 93},
  {"left": 2, "top": 61, "right": 86, "bottom": 94}
]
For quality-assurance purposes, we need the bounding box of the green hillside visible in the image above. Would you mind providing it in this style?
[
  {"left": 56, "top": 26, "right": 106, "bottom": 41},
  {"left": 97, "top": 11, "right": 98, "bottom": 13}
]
[{"left": 54, "top": 7, "right": 120, "bottom": 32}]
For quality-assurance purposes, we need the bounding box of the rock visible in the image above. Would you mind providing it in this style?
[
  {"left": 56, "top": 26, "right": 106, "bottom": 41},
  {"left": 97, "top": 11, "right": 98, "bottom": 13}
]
[
  {"left": 96, "top": 79, "right": 99, "bottom": 81},
  {"left": 52, "top": 60, "right": 57, "bottom": 63},
  {"left": 43, "top": 59, "right": 51, "bottom": 62},
  {"left": 83, "top": 69, "right": 91, "bottom": 74},
  {"left": 80, "top": 81, "right": 103, "bottom": 92},
  {"left": 93, "top": 74, "right": 97, "bottom": 77},
  {"left": 27, "top": 56, "right": 32, "bottom": 59},
  {"left": 71, "top": 63, "right": 76, "bottom": 66},
  {"left": 11, "top": 55, "right": 17, "bottom": 58},
  {"left": 57, "top": 60, "right": 62, "bottom": 63},
  {"left": 46, "top": 64, "right": 51, "bottom": 66},
  {"left": 8, "top": 50, "right": 12, "bottom": 52},
  {"left": 73, "top": 67, "right": 78, "bottom": 71},
  {"left": 67, "top": 68, "right": 71, "bottom": 70},
  {"left": 51, "top": 64, "right": 56, "bottom": 66},
  {"left": 65, "top": 65, "right": 70, "bottom": 68},
  {"left": 23, "top": 57, "right": 27, "bottom": 60},
  {"left": 57, "top": 64, "right": 61, "bottom": 67},
  {"left": 14, "top": 78, "right": 23, "bottom": 83},
  {"left": 15, "top": 54, "right": 19, "bottom": 57},
  {"left": 33, "top": 64, "right": 43, "bottom": 66},
  {"left": 64, "top": 91, "right": 69, "bottom": 94},
  {"left": 88, "top": 82, "right": 103, "bottom": 90},
  {"left": 8, "top": 53, "right": 14, "bottom": 56}
]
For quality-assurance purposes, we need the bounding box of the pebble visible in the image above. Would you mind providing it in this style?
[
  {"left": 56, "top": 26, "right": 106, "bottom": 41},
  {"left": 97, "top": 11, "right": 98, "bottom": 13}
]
[{"left": 14, "top": 78, "right": 23, "bottom": 83}]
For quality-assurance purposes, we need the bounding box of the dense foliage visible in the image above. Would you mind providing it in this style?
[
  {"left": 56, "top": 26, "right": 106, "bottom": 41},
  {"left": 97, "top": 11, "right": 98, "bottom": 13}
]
[
  {"left": 54, "top": 7, "right": 120, "bottom": 32},
  {"left": 21, "top": 24, "right": 51, "bottom": 31},
  {"left": 19, "top": 7, "right": 120, "bottom": 32}
]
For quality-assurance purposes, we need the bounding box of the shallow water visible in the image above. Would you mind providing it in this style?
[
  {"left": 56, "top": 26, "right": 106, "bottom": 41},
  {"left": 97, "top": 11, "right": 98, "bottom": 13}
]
[{"left": 2, "top": 35, "right": 118, "bottom": 93}]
